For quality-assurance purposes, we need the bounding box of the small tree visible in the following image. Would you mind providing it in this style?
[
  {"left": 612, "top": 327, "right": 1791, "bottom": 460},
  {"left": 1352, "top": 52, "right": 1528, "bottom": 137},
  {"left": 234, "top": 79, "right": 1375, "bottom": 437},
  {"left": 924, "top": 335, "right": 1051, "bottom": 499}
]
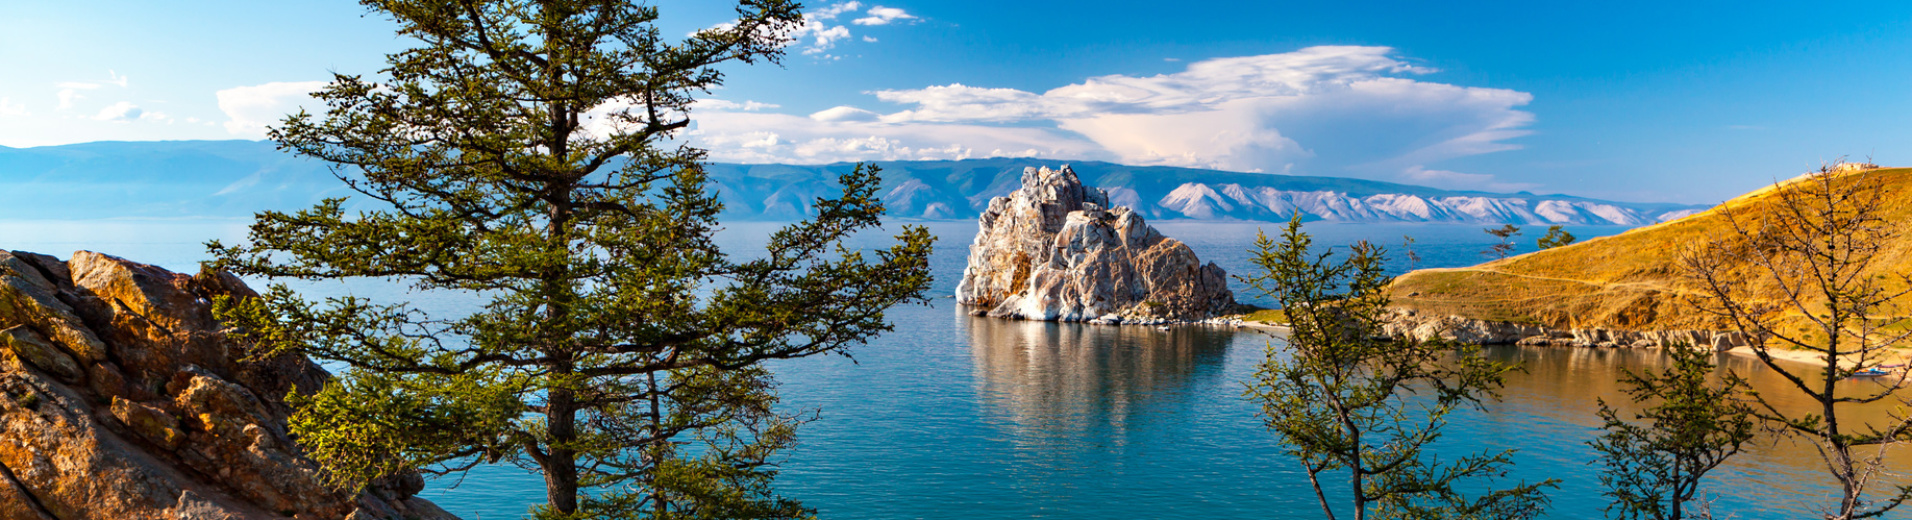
[
  {"left": 1401, "top": 234, "right": 1423, "bottom": 270},
  {"left": 1484, "top": 224, "right": 1522, "bottom": 259},
  {"left": 1591, "top": 346, "right": 1756, "bottom": 520},
  {"left": 1242, "top": 215, "right": 1555, "bottom": 520},
  {"left": 1682, "top": 159, "right": 1912, "bottom": 519},
  {"left": 208, "top": 1, "right": 936, "bottom": 518},
  {"left": 1536, "top": 225, "right": 1576, "bottom": 250}
]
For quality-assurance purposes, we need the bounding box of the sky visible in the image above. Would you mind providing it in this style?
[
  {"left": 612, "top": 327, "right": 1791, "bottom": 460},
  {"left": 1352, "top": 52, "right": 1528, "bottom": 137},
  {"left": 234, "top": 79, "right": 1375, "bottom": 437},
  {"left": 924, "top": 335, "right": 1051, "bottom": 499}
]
[{"left": 5, "top": 1, "right": 1912, "bottom": 203}]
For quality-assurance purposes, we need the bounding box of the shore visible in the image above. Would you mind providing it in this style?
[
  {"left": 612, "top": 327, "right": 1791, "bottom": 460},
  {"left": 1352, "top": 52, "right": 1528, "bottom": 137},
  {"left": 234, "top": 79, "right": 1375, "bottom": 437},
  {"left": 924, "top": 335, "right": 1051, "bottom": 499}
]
[
  {"left": 1235, "top": 317, "right": 1904, "bottom": 371},
  {"left": 1722, "top": 345, "right": 1912, "bottom": 369}
]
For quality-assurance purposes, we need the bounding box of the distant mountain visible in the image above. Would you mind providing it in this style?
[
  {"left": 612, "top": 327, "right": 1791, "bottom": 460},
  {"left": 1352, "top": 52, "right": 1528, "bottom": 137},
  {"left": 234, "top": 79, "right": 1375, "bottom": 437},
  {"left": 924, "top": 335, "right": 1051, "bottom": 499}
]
[{"left": 0, "top": 140, "right": 1705, "bottom": 224}]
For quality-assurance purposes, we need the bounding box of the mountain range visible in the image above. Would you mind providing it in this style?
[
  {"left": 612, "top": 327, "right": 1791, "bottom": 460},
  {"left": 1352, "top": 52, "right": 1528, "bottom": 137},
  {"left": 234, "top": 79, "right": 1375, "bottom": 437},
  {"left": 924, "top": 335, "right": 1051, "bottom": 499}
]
[{"left": 0, "top": 140, "right": 1705, "bottom": 225}]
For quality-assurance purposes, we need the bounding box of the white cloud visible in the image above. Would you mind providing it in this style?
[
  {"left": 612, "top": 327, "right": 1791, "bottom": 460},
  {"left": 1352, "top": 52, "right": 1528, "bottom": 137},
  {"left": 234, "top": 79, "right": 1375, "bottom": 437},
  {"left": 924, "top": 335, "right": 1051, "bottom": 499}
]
[
  {"left": 56, "top": 90, "right": 84, "bottom": 110},
  {"left": 0, "top": 98, "right": 26, "bottom": 117},
  {"left": 684, "top": 46, "right": 1537, "bottom": 190},
  {"left": 695, "top": 99, "right": 780, "bottom": 111},
  {"left": 810, "top": 106, "right": 881, "bottom": 122},
  {"left": 88, "top": 101, "right": 171, "bottom": 124},
  {"left": 853, "top": 6, "right": 915, "bottom": 25},
  {"left": 215, "top": 81, "right": 326, "bottom": 137},
  {"left": 796, "top": 23, "right": 853, "bottom": 54},
  {"left": 810, "top": 1, "right": 863, "bottom": 20},
  {"left": 93, "top": 101, "right": 143, "bottom": 121},
  {"left": 687, "top": 111, "right": 1104, "bottom": 164},
  {"left": 54, "top": 70, "right": 130, "bottom": 110},
  {"left": 763, "top": 1, "right": 912, "bottom": 56}
]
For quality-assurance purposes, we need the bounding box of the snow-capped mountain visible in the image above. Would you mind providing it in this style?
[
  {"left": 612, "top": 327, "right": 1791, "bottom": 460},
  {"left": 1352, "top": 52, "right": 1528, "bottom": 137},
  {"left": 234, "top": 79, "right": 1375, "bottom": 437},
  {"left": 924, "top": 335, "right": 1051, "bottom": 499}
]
[
  {"left": 0, "top": 141, "right": 1706, "bottom": 225},
  {"left": 704, "top": 159, "right": 1707, "bottom": 225}
]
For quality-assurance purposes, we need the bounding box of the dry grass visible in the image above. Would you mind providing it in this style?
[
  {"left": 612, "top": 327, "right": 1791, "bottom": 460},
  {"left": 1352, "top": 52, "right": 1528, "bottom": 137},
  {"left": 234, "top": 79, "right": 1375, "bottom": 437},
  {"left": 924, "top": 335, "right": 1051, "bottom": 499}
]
[
  {"left": 1389, "top": 167, "right": 1912, "bottom": 332},
  {"left": 1243, "top": 308, "right": 1288, "bottom": 325}
]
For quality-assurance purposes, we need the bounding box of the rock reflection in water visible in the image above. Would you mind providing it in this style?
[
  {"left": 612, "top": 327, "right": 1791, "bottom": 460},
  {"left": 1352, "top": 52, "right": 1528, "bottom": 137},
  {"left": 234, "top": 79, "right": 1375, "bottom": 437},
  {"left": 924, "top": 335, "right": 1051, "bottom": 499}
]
[{"left": 965, "top": 314, "right": 1233, "bottom": 444}]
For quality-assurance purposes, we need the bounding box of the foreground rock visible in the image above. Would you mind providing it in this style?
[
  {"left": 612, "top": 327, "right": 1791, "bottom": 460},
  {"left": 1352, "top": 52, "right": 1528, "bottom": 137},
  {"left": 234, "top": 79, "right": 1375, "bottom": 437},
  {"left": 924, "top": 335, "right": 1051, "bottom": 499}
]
[
  {"left": 0, "top": 250, "right": 455, "bottom": 520},
  {"left": 956, "top": 165, "right": 1235, "bottom": 323}
]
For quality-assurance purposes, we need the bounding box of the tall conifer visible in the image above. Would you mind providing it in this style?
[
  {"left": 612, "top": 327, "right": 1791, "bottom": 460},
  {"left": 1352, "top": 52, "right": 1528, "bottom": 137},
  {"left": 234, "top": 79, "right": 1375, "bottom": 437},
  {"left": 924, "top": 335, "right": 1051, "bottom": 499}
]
[{"left": 209, "top": 1, "right": 934, "bottom": 517}]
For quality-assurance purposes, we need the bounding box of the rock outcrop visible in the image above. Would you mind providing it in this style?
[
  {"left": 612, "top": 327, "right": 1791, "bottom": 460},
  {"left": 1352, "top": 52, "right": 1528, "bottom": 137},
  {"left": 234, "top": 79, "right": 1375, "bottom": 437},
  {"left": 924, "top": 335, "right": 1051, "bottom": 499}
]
[
  {"left": 0, "top": 250, "right": 455, "bottom": 520},
  {"left": 1380, "top": 308, "right": 1752, "bottom": 350},
  {"left": 956, "top": 166, "right": 1235, "bottom": 323}
]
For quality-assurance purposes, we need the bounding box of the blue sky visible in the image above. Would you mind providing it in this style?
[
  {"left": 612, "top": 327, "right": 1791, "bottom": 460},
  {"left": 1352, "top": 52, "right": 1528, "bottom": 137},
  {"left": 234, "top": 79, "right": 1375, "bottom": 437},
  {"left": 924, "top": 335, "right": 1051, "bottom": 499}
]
[{"left": 4, "top": 0, "right": 1911, "bottom": 203}]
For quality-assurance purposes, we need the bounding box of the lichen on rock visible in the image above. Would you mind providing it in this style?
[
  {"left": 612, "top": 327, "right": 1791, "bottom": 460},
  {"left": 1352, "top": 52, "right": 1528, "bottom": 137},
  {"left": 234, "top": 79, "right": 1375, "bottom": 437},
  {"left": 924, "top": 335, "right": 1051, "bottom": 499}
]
[
  {"left": 956, "top": 165, "right": 1236, "bottom": 324},
  {"left": 0, "top": 249, "right": 456, "bottom": 520}
]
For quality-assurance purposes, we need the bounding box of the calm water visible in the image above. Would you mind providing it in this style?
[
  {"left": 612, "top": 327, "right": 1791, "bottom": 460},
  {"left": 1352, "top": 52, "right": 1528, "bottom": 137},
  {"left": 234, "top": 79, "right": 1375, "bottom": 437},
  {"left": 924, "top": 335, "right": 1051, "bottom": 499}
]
[{"left": 4, "top": 218, "right": 1908, "bottom": 519}]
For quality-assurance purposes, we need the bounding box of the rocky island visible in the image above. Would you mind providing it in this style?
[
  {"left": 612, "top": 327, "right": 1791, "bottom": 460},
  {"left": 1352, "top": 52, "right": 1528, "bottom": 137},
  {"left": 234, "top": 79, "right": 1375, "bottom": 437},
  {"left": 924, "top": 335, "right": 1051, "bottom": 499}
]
[
  {"left": 0, "top": 250, "right": 453, "bottom": 519},
  {"left": 956, "top": 165, "right": 1236, "bottom": 324}
]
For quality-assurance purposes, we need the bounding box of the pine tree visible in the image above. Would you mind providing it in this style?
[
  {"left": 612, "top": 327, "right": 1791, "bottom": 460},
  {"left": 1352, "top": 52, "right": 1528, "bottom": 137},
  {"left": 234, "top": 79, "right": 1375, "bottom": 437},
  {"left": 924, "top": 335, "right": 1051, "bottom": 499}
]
[
  {"left": 1536, "top": 225, "right": 1576, "bottom": 250},
  {"left": 208, "top": 1, "right": 935, "bottom": 518},
  {"left": 1242, "top": 216, "right": 1555, "bottom": 520},
  {"left": 1591, "top": 346, "right": 1755, "bottom": 520}
]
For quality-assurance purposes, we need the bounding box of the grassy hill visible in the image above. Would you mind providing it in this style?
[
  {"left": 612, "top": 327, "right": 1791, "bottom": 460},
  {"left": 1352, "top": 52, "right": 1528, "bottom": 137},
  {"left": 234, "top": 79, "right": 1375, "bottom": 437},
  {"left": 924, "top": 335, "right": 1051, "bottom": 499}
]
[{"left": 1387, "top": 166, "right": 1912, "bottom": 332}]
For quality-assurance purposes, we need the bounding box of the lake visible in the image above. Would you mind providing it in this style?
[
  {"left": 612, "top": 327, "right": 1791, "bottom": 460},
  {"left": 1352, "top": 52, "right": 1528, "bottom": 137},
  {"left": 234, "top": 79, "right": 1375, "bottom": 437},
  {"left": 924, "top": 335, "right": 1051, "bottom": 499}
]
[{"left": 4, "top": 218, "right": 1907, "bottom": 519}]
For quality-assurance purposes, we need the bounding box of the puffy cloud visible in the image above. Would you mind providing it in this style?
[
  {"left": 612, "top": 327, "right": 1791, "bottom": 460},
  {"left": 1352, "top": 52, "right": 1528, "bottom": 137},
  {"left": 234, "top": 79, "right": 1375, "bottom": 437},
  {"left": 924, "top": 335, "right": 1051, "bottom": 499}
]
[
  {"left": 686, "top": 46, "right": 1536, "bottom": 190},
  {"left": 754, "top": 1, "right": 914, "bottom": 57},
  {"left": 215, "top": 81, "right": 326, "bottom": 137},
  {"left": 795, "top": 23, "right": 853, "bottom": 54},
  {"left": 809, "top": 1, "right": 863, "bottom": 20},
  {"left": 854, "top": 6, "right": 915, "bottom": 25}
]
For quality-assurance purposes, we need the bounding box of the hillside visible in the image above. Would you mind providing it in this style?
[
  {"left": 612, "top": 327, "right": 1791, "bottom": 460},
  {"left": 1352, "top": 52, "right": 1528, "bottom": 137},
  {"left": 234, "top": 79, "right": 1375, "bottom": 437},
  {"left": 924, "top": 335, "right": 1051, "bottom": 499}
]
[
  {"left": 0, "top": 140, "right": 1703, "bottom": 224},
  {"left": 1388, "top": 166, "right": 1912, "bottom": 332}
]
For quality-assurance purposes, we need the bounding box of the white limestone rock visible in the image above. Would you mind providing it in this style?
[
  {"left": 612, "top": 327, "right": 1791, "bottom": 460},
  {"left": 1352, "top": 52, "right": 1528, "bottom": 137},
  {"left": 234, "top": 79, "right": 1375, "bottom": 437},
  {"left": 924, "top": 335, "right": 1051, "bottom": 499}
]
[{"left": 956, "top": 166, "right": 1235, "bottom": 322}]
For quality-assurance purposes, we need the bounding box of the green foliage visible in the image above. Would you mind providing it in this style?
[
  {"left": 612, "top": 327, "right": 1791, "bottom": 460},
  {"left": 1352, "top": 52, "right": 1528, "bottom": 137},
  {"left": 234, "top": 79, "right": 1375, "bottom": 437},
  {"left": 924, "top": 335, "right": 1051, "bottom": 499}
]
[
  {"left": 205, "top": 1, "right": 934, "bottom": 518},
  {"left": 1240, "top": 215, "right": 1555, "bottom": 520},
  {"left": 1590, "top": 346, "right": 1754, "bottom": 520},
  {"left": 1536, "top": 226, "right": 1576, "bottom": 250},
  {"left": 1483, "top": 224, "right": 1521, "bottom": 259}
]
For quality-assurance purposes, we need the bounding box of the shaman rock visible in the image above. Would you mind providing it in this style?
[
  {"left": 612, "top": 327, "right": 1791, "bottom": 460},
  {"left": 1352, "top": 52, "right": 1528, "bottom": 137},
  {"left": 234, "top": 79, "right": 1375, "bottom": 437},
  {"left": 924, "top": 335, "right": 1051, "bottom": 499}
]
[
  {"left": 0, "top": 249, "right": 456, "bottom": 520},
  {"left": 956, "top": 165, "right": 1235, "bottom": 323}
]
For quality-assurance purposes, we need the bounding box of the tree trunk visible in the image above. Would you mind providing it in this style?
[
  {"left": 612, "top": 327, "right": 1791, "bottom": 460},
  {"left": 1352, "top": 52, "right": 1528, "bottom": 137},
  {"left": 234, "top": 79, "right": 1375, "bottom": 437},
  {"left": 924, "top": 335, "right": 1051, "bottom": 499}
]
[{"left": 545, "top": 383, "right": 580, "bottom": 513}]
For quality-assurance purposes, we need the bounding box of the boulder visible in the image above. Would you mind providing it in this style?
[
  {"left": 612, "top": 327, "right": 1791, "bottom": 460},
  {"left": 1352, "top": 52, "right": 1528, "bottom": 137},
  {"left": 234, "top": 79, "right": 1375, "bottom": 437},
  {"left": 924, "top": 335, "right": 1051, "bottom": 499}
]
[
  {"left": 0, "top": 250, "right": 456, "bottom": 520},
  {"left": 956, "top": 166, "right": 1235, "bottom": 322}
]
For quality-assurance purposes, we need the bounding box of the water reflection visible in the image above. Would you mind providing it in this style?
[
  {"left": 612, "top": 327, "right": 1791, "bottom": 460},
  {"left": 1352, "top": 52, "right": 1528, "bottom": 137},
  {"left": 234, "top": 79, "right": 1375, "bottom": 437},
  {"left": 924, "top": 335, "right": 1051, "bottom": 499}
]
[
  {"left": 965, "top": 314, "right": 1234, "bottom": 443},
  {"left": 1483, "top": 346, "right": 1912, "bottom": 516}
]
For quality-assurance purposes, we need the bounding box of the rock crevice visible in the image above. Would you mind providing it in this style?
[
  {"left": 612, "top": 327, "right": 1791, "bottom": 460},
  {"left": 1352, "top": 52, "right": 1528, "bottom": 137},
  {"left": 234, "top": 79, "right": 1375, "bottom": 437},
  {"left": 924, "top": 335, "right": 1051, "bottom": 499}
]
[{"left": 956, "top": 166, "right": 1235, "bottom": 323}]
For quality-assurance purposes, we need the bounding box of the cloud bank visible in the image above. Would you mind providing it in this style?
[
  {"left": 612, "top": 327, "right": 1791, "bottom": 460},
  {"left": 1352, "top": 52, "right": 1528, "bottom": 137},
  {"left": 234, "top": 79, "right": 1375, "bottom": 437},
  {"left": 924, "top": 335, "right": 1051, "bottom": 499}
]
[
  {"left": 686, "top": 46, "right": 1537, "bottom": 190},
  {"left": 216, "top": 81, "right": 326, "bottom": 137}
]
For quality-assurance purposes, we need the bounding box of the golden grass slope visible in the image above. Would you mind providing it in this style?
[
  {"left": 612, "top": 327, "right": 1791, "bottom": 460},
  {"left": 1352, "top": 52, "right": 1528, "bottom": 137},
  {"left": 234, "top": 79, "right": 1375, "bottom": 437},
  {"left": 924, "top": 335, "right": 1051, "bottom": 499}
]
[{"left": 1388, "top": 166, "right": 1912, "bottom": 332}]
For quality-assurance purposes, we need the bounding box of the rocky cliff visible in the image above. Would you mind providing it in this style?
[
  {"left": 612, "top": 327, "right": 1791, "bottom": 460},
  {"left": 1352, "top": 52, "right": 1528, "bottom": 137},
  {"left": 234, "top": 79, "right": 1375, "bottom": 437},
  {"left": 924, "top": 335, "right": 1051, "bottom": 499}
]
[
  {"left": 956, "top": 166, "right": 1236, "bottom": 323},
  {"left": 0, "top": 250, "right": 454, "bottom": 520}
]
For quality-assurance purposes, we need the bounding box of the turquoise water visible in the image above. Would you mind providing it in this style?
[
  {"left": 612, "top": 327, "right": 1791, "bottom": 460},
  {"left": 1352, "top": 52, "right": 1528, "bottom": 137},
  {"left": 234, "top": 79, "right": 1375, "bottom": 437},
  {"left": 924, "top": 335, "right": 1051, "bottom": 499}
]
[{"left": 5, "top": 218, "right": 1906, "bottom": 519}]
